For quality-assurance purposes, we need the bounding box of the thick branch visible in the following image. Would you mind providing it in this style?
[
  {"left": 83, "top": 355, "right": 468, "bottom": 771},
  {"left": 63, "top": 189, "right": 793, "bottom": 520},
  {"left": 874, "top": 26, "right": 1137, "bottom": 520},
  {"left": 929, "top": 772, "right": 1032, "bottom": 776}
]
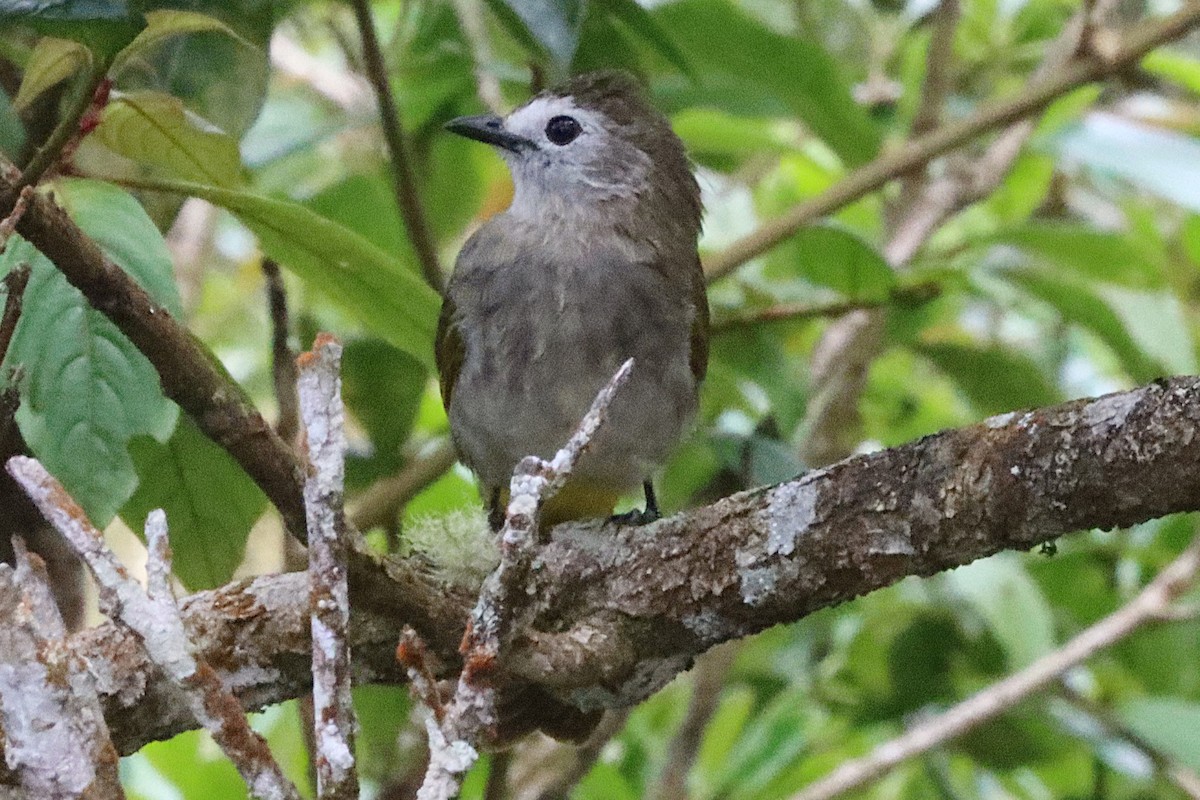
[
  {"left": 0, "top": 182, "right": 309, "bottom": 540},
  {"left": 21, "top": 377, "right": 1200, "bottom": 756},
  {"left": 702, "top": 2, "right": 1200, "bottom": 281}
]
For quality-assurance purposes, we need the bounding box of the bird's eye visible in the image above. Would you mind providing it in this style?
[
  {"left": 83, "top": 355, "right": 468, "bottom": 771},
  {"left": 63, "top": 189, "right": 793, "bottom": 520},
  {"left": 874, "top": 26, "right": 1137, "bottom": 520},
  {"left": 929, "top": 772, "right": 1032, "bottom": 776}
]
[{"left": 545, "top": 115, "right": 582, "bottom": 146}]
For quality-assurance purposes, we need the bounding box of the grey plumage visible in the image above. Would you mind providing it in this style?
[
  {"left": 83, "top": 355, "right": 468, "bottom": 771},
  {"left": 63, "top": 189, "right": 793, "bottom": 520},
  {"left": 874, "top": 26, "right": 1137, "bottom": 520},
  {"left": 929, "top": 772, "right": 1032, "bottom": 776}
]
[{"left": 439, "top": 71, "right": 708, "bottom": 515}]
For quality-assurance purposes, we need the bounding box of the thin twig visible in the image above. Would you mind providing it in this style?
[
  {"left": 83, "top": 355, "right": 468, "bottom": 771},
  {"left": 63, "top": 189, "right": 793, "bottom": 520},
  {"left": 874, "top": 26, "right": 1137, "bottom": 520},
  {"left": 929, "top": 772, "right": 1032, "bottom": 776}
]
[
  {"left": 414, "top": 359, "right": 636, "bottom": 800},
  {"left": 0, "top": 262, "right": 31, "bottom": 367},
  {"left": 650, "top": 642, "right": 740, "bottom": 800},
  {"left": 711, "top": 283, "right": 940, "bottom": 333},
  {"left": 533, "top": 710, "right": 631, "bottom": 800},
  {"left": 350, "top": 438, "right": 458, "bottom": 533},
  {"left": 1057, "top": 684, "right": 1200, "bottom": 799},
  {"left": 452, "top": 0, "right": 506, "bottom": 114},
  {"left": 0, "top": 178, "right": 310, "bottom": 541},
  {"left": 18, "top": 60, "right": 110, "bottom": 190},
  {"left": 264, "top": 259, "right": 300, "bottom": 444},
  {"left": 6, "top": 458, "right": 302, "bottom": 800},
  {"left": 788, "top": 535, "right": 1200, "bottom": 800},
  {"left": 297, "top": 334, "right": 360, "bottom": 800},
  {"left": 0, "top": 184, "right": 31, "bottom": 249},
  {"left": 702, "top": 1, "right": 1200, "bottom": 281},
  {"left": 348, "top": 0, "right": 444, "bottom": 293}
]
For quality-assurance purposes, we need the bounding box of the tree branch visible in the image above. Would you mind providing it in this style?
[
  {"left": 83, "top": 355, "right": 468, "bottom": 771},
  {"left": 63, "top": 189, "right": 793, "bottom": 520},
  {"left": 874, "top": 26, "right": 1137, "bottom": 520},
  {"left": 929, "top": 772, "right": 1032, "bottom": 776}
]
[
  {"left": 7, "top": 377, "right": 1196, "bottom": 760},
  {"left": 702, "top": 2, "right": 1200, "bottom": 281},
  {"left": 0, "top": 180, "right": 310, "bottom": 541},
  {"left": 348, "top": 0, "right": 444, "bottom": 293},
  {"left": 787, "top": 532, "right": 1200, "bottom": 800}
]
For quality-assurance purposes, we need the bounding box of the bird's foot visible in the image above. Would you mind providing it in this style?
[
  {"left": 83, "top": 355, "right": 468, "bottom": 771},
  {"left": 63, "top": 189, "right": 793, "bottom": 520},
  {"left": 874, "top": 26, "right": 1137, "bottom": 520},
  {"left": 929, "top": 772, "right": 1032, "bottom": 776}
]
[{"left": 609, "top": 505, "right": 661, "bottom": 526}]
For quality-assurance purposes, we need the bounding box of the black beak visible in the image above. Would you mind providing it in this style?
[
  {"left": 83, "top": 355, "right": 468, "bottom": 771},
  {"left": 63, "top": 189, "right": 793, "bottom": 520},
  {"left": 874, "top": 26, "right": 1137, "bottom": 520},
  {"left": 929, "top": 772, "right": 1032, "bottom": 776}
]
[{"left": 444, "top": 114, "right": 533, "bottom": 153}]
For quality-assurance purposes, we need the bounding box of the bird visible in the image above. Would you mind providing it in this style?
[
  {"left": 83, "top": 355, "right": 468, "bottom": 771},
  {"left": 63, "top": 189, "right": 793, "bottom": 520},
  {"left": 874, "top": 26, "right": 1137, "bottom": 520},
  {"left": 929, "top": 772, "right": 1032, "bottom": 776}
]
[{"left": 437, "top": 70, "right": 708, "bottom": 530}]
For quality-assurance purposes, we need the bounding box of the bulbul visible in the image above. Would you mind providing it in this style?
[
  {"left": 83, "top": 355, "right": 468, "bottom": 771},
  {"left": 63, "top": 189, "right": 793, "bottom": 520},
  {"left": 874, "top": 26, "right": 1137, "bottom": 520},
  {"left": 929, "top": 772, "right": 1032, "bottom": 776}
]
[{"left": 438, "top": 71, "right": 708, "bottom": 529}]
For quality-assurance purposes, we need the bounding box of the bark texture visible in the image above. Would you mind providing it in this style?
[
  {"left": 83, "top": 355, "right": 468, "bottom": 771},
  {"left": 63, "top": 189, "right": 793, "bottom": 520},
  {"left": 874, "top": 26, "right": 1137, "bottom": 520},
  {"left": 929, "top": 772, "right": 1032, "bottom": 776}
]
[{"left": 22, "top": 377, "right": 1198, "bottom": 757}]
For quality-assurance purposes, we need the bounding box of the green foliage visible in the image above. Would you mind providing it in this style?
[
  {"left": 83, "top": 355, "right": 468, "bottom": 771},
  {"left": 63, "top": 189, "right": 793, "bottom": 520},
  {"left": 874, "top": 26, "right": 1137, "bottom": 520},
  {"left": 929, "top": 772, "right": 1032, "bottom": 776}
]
[
  {"left": 5, "top": 0, "right": 1200, "bottom": 797},
  {"left": 1, "top": 180, "right": 180, "bottom": 526}
]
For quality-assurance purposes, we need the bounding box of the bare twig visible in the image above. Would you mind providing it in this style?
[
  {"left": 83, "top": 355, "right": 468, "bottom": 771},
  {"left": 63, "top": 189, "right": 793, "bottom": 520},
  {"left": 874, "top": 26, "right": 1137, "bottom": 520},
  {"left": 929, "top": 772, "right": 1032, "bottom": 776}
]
[
  {"left": 712, "top": 283, "right": 940, "bottom": 333},
  {"left": 1058, "top": 685, "right": 1200, "bottom": 799},
  {"left": 0, "top": 184, "right": 31, "bottom": 248},
  {"left": 18, "top": 61, "right": 111, "bottom": 190},
  {"left": 264, "top": 259, "right": 300, "bottom": 444},
  {"left": 0, "top": 543, "right": 122, "bottom": 799},
  {"left": 702, "top": 1, "right": 1200, "bottom": 281},
  {"left": 348, "top": 0, "right": 444, "bottom": 293},
  {"left": 6, "top": 458, "right": 302, "bottom": 800},
  {"left": 452, "top": 0, "right": 505, "bottom": 114},
  {"left": 414, "top": 359, "right": 636, "bottom": 800},
  {"left": 0, "top": 177, "right": 310, "bottom": 541},
  {"left": 0, "top": 262, "right": 31, "bottom": 367},
  {"left": 297, "top": 334, "right": 360, "bottom": 800},
  {"left": 788, "top": 536, "right": 1200, "bottom": 800},
  {"left": 530, "top": 710, "right": 631, "bottom": 800},
  {"left": 650, "top": 642, "right": 740, "bottom": 800},
  {"left": 349, "top": 438, "right": 458, "bottom": 533}
]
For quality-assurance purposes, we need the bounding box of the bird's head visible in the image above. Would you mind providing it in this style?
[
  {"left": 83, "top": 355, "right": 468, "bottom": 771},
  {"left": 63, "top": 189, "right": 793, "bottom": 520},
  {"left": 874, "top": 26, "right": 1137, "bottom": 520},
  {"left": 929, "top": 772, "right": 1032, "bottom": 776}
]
[{"left": 445, "top": 71, "right": 699, "bottom": 228}]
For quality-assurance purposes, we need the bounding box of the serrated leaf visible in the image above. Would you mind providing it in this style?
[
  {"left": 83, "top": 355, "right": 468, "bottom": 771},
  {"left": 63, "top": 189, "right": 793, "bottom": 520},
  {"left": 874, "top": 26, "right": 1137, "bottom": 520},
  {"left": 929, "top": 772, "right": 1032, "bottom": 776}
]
[
  {"left": 111, "top": 8, "right": 253, "bottom": 74},
  {"left": 917, "top": 341, "right": 1058, "bottom": 416},
  {"left": 1, "top": 237, "right": 178, "bottom": 526},
  {"left": 946, "top": 554, "right": 1056, "bottom": 669},
  {"left": 13, "top": 36, "right": 91, "bottom": 110},
  {"left": 94, "top": 91, "right": 244, "bottom": 187},
  {"left": 766, "top": 224, "right": 895, "bottom": 301},
  {"left": 498, "top": 0, "right": 586, "bottom": 69},
  {"left": 654, "top": 0, "right": 880, "bottom": 166},
  {"left": 1118, "top": 697, "right": 1200, "bottom": 771},
  {"left": 127, "top": 177, "right": 438, "bottom": 368},
  {"left": 121, "top": 416, "right": 265, "bottom": 590}
]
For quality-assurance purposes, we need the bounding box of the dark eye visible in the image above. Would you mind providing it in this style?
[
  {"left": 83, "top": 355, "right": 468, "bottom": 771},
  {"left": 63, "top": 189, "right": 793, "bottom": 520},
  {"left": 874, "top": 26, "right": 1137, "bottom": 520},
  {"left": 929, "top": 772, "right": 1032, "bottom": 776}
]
[{"left": 545, "top": 115, "right": 582, "bottom": 146}]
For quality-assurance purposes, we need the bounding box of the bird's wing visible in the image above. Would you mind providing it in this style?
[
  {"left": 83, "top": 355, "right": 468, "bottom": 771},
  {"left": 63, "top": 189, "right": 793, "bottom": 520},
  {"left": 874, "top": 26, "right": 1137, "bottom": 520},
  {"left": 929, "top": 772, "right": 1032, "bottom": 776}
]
[{"left": 435, "top": 292, "right": 464, "bottom": 414}]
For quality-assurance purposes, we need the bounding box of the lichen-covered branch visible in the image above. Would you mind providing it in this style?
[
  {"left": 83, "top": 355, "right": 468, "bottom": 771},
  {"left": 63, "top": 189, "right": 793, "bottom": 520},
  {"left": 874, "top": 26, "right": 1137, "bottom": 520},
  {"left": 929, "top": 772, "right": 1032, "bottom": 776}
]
[
  {"left": 297, "top": 334, "right": 359, "bottom": 800},
  {"left": 1, "top": 378, "right": 1197, "bottom": 760},
  {"left": 6, "top": 458, "right": 301, "bottom": 800}
]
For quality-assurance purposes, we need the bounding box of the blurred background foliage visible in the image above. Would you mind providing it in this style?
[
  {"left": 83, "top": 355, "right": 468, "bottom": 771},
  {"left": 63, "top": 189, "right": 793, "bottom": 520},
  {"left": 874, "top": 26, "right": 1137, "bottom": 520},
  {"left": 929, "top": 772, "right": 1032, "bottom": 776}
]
[{"left": 2, "top": 0, "right": 1200, "bottom": 797}]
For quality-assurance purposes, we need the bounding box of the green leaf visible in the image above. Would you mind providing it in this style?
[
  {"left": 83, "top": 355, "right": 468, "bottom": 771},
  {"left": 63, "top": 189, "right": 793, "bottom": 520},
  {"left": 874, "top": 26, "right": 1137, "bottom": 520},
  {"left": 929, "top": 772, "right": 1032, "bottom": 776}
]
[
  {"left": 917, "top": 341, "right": 1058, "bottom": 416},
  {"left": 654, "top": 0, "right": 880, "bottom": 166},
  {"left": 498, "top": 0, "right": 586, "bottom": 70},
  {"left": 94, "top": 90, "right": 245, "bottom": 187},
  {"left": 1142, "top": 49, "right": 1200, "bottom": 97},
  {"left": 1, "top": 1, "right": 144, "bottom": 57},
  {"left": 342, "top": 338, "right": 427, "bottom": 486},
  {"left": 765, "top": 224, "right": 894, "bottom": 301},
  {"left": 120, "top": 416, "right": 266, "bottom": 590},
  {"left": 13, "top": 35, "right": 91, "bottom": 110},
  {"left": 945, "top": 554, "right": 1056, "bottom": 669},
  {"left": 1, "top": 180, "right": 182, "bottom": 525},
  {"left": 978, "top": 223, "right": 1164, "bottom": 289},
  {"left": 129, "top": 177, "right": 439, "bottom": 369},
  {"left": 593, "top": 0, "right": 691, "bottom": 77},
  {"left": 1003, "top": 269, "right": 1166, "bottom": 382},
  {"left": 1118, "top": 697, "right": 1200, "bottom": 771},
  {"left": 111, "top": 8, "right": 253, "bottom": 74}
]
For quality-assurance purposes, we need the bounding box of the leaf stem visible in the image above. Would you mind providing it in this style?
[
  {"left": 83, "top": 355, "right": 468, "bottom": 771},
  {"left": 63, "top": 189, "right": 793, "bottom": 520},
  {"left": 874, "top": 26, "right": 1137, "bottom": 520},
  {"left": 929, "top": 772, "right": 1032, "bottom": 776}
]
[{"left": 17, "top": 57, "right": 110, "bottom": 190}]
